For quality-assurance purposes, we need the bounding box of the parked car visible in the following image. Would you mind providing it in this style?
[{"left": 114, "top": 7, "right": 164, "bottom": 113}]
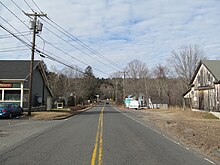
[{"left": 0, "top": 103, "right": 23, "bottom": 118}]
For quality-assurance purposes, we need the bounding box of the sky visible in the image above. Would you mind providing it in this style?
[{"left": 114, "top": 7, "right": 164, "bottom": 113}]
[{"left": 0, "top": 0, "right": 220, "bottom": 78}]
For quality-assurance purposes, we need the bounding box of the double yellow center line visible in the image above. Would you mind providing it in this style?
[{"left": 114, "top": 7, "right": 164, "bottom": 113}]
[{"left": 91, "top": 106, "right": 104, "bottom": 165}]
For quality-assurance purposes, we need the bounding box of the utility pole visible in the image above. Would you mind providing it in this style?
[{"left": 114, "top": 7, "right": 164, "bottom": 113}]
[
  {"left": 119, "top": 71, "right": 128, "bottom": 108},
  {"left": 25, "top": 12, "right": 47, "bottom": 116},
  {"left": 123, "top": 71, "right": 126, "bottom": 102}
]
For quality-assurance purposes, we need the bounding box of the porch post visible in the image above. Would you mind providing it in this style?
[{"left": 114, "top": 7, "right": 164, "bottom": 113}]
[{"left": 20, "top": 82, "right": 24, "bottom": 107}]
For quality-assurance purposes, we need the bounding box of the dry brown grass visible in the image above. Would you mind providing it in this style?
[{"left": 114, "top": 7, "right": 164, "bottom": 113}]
[
  {"left": 22, "top": 106, "right": 90, "bottom": 120},
  {"left": 137, "top": 108, "right": 220, "bottom": 162}
]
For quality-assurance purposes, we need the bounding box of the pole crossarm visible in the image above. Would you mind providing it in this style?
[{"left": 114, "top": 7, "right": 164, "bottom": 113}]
[{"left": 24, "top": 12, "right": 47, "bottom": 17}]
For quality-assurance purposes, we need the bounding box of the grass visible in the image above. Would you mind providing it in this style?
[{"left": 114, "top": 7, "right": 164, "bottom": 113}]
[{"left": 203, "top": 113, "right": 219, "bottom": 119}]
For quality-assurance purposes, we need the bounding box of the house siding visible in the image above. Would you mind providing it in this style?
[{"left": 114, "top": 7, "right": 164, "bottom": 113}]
[
  {"left": 216, "top": 84, "right": 220, "bottom": 111},
  {"left": 23, "top": 65, "right": 52, "bottom": 108}
]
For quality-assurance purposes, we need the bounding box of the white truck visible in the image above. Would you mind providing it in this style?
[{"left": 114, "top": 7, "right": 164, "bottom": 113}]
[{"left": 128, "top": 100, "right": 139, "bottom": 109}]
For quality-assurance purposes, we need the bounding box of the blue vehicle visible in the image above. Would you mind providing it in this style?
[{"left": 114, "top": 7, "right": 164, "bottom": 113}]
[{"left": 0, "top": 103, "right": 23, "bottom": 119}]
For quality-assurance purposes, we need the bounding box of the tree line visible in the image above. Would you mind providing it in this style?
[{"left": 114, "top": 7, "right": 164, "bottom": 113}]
[{"left": 45, "top": 44, "right": 206, "bottom": 107}]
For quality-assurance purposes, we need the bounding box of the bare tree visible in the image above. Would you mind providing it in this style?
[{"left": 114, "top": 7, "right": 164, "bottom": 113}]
[
  {"left": 126, "top": 59, "right": 148, "bottom": 79},
  {"left": 152, "top": 64, "right": 170, "bottom": 103},
  {"left": 125, "top": 59, "right": 149, "bottom": 98},
  {"left": 169, "top": 44, "right": 206, "bottom": 88},
  {"left": 168, "top": 45, "right": 206, "bottom": 107},
  {"left": 47, "top": 65, "right": 84, "bottom": 106},
  {"left": 109, "top": 72, "right": 123, "bottom": 103},
  {"left": 60, "top": 66, "right": 84, "bottom": 103}
]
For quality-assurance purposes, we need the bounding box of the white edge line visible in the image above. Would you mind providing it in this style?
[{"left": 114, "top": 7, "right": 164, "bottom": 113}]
[
  {"left": 114, "top": 107, "right": 217, "bottom": 165},
  {"left": 204, "top": 158, "right": 216, "bottom": 165}
]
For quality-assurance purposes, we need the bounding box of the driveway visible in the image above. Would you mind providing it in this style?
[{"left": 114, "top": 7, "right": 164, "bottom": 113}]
[{"left": 0, "top": 117, "right": 63, "bottom": 154}]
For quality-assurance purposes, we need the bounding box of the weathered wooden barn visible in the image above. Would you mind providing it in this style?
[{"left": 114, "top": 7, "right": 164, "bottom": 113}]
[{"left": 183, "top": 60, "right": 220, "bottom": 111}]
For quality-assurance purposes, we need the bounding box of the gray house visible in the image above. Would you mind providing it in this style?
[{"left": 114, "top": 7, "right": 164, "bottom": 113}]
[
  {"left": 183, "top": 60, "right": 220, "bottom": 111},
  {"left": 0, "top": 60, "right": 53, "bottom": 110}
]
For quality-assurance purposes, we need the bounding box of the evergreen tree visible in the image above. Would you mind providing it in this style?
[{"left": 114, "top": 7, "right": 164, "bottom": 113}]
[{"left": 83, "top": 66, "right": 100, "bottom": 101}]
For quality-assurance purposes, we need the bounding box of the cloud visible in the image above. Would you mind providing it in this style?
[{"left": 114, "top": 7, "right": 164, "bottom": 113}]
[{"left": 0, "top": 0, "right": 220, "bottom": 77}]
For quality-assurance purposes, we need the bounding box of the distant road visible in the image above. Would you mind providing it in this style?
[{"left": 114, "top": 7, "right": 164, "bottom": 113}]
[{"left": 0, "top": 105, "right": 215, "bottom": 165}]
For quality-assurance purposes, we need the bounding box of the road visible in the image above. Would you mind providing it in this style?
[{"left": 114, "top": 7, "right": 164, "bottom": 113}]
[{"left": 0, "top": 105, "right": 216, "bottom": 165}]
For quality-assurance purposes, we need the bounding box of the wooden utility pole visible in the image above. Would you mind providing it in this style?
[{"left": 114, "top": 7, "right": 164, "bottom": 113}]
[
  {"left": 25, "top": 12, "right": 47, "bottom": 116},
  {"left": 119, "top": 71, "right": 128, "bottom": 107}
]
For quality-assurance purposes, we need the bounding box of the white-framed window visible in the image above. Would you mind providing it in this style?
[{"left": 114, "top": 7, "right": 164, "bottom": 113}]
[{"left": 4, "top": 90, "right": 21, "bottom": 101}]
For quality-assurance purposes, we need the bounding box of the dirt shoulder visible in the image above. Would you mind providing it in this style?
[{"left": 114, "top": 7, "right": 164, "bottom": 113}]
[
  {"left": 122, "top": 107, "right": 220, "bottom": 163},
  {"left": 22, "top": 106, "right": 91, "bottom": 120}
]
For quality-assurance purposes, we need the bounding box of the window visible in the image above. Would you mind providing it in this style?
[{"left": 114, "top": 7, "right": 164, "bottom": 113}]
[
  {"left": 4, "top": 90, "right": 21, "bottom": 101},
  {"left": 197, "top": 76, "right": 200, "bottom": 83},
  {"left": 207, "top": 73, "right": 211, "bottom": 81},
  {"left": 23, "top": 90, "right": 29, "bottom": 102},
  {"left": 0, "top": 90, "right": 2, "bottom": 100}
]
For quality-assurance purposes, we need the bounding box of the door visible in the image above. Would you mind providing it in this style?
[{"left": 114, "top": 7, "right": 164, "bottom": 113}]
[{"left": 199, "top": 91, "right": 204, "bottom": 110}]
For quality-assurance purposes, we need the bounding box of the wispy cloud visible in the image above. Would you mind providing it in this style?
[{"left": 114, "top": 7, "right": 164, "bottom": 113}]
[{"left": 0, "top": 0, "right": 220, "bottom": 77}]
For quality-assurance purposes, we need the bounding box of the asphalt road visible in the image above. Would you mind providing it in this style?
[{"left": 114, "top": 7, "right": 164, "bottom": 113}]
[{"left": 0, "top": 105, "right": 216, "bottom": 165}]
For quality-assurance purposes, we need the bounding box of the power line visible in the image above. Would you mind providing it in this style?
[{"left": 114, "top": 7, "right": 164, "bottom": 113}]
[
  {"left": 38, "top": 35, "right": 109, "bottom": 76},
  {"left": 10, "top": 0, "right": 32, "bottom": 20},
  {"left": 36, "top": 50, "right": 85, "bottom": 74},
  {"left": 42, "top": 17, "right": 124, "bottom": 70},
  {"left": 0, "top": 22, "right": 84, "bottom": 75},
  {"left": 0, "top": 23, "right": 32, "bottom": 48},
  {"left": 0, "top": 16, "right": 31, "bottom": 45},
  {"left": 0, "top": 45, "right": 27, "bottom": 50},
  {"left": 28, "top": 0, "right": 122, "bottom": 70},
  {"left": 0, "top": 31, "right": 30, "bottom": 37},
  {"left": 11, "top": 0, "right": 25, "bottom": 13},
  {"left": 42, "top": 26, "right": 120, "bottom": 72},
  {"left": 0, "top": 1, "right": 29, "bottom": 29},
  {"left": 35, "top": 44, "right": 85, "bottom": 74},
  {"left": 0, "top": 32, "right": 30, "bottom": 39},
  {"left": 10, "top": 0, "right": 116, "bottom": 76},
  {"left": 23, "top": 0, "right": 35, "bottom": 12},
  {"left": 31, "top": 0, "right": 44, "bottom": 14},
  {"left": 0, "top": 49, "right": 29, "bottom": 53}
]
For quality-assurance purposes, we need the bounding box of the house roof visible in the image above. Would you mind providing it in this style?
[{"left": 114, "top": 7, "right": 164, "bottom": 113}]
[
  {"left": 191, "top": 60, "right": 220, "bottom": 84},
  {"left": 202, "top": 60, "right": 220, "bottom": 81},
  {"left": 0, "top": 60, "right": 41, "bottom": 80}
]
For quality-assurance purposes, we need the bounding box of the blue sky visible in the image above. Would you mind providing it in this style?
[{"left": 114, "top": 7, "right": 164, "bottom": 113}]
[{"left": 0, "top": 0, "right": 220, "bottom": 77}]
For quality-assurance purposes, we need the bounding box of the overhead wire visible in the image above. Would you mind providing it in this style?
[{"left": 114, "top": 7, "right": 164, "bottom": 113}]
[
  {"left": 42, "top": 17, "right": 124, "bottom": 70},
  {"left": 0, "top": 49, "right": 29, "bottom": 53},
  {"left": 11, "top": 0, "right": 32, "bottom": 20},
  {"left": 0, "top": 16, "right": 32, "bottom": 46},
  {"left": 0, "top": 22, "right": 84, "bottom": 74},
  {"left": 31, "top": 0, "right": 44, "bottom": 14},
  {"left": 0, "top": 1, "right": 30, "bottom": 29},
  {"left": 0, "top": 31, "right": 31, "bottom": 39},
  {"left": 0, "top": 23, "right": 32, "bottom": 49},
  {"left": 1, "top": 2, "right": 85, "bottom": 75},
  {"left": 10, "top": 0, "right": 111, "bottom": 76},
  {"left": 23, "top": 0, "right": 35, "bottom": 12},
  {"left": 0, "top": 45, "right": 27, "bottom": 50},
  {"left": 30, "top": 0, "right": 123, "bottom": 70},
  {"left": 42, "top": 17, "right": 124, "bottom": 71},
  {"left": 36, "top": 50, "right": 85, "bottom": 74},
  {"left": 0, "top": 1, "right": 81, "bottom": 74},
  {"left": 42, "top": 26, "right": 120, "bottom": 72},
  {"left": 37, "top": 35, "right": 109, "bottom": 76}
]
